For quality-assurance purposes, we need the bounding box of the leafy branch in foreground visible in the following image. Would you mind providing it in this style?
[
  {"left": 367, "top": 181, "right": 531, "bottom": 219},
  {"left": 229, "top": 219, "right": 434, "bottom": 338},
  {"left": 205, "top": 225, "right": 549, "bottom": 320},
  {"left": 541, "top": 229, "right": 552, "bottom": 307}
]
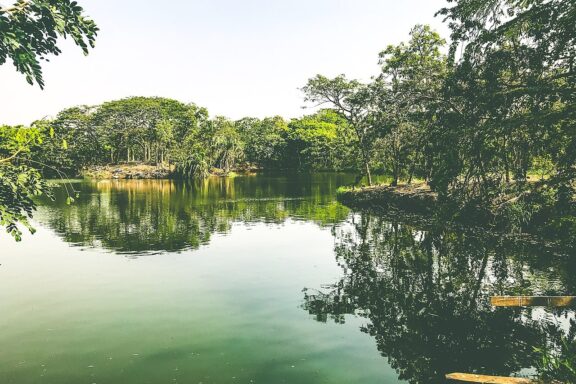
[
  {"left": 0, "top": 126, "right": 50, "bottom": 240},
  {"left": 0, "top": 0, "right": 97, "bottom": 240},
  {"left": 0, "top": 163, "right": 49, "bottom": 240},
  {"left": 0, "top": 125, "right": 80, "bottom": 240},
  {"left": 0, "top": 0, "right": 98, "bottom": 88}
]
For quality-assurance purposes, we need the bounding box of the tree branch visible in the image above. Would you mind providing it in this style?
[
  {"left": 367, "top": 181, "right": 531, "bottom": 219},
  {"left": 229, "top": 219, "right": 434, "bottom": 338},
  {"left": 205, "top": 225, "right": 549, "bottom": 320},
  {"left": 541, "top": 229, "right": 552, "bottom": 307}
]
[
  {"left": 0, "top": 147, "right": 26, "bottom": 163},
  {"left": 0, "top": 0, "right": 31, "bottom": 14}
]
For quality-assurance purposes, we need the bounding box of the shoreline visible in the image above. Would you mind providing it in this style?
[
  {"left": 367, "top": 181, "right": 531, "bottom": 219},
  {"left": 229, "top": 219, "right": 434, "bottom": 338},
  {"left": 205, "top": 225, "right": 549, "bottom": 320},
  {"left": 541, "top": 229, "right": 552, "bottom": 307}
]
[
  {"left": 79, "top": 164, "right": 264, "bottom": 180},
  {"left": 337, "top": 183, "right": 575, "bottom": 250},
  {"left": 78, "top": 164, "right": 363, "bottom": 180},
  {"left": 337, "top": 184, "right": 438, "bottom": 215}
]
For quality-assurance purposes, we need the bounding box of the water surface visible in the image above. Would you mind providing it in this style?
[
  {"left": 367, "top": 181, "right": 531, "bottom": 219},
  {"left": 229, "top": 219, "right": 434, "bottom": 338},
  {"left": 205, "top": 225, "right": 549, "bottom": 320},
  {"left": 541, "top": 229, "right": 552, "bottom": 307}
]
[{"left": 1, "top": 174, "right": 573, "bottom": 384}]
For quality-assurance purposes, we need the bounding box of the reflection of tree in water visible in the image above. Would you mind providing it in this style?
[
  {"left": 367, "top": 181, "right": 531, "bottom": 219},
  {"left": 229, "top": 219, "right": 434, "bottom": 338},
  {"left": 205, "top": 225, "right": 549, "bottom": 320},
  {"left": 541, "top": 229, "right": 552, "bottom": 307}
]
[
  {"left": 303, "top": 212, "right": 575, "bottom": 383},
  {"left": 36, "top": 174, "right": 352, "bottom": 254}
]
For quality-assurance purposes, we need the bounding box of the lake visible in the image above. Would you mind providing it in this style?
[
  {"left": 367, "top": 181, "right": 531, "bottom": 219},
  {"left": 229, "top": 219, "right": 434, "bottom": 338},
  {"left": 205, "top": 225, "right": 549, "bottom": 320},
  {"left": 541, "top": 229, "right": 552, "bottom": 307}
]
[{"left": 1, "top": 174, "right": 574, "bottom": 384}]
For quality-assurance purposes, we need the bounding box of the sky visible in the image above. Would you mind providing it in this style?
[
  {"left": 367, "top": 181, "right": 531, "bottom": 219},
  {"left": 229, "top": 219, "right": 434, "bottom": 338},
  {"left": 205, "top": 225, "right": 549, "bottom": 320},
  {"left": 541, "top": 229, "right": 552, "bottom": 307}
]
[{"left": 0, "top": 0, "right": 450, "bottom": 125}]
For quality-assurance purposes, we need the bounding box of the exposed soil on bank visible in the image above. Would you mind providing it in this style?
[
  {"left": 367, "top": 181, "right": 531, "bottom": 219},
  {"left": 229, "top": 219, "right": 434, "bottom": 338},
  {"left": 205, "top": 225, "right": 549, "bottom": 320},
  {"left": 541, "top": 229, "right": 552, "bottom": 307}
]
[
  {"left": 81, "top": 164, "right": 261, "bottom": 179},
  {"left": 82, "top": 164, "right": 174, "bottom": 179}
]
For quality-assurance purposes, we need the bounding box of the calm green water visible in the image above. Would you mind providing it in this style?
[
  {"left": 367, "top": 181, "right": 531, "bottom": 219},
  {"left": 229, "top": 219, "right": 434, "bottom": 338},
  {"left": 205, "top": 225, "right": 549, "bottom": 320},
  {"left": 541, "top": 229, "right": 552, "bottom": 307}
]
[{"left": 0, "top": 174, "right": 574, "bottom": 384}]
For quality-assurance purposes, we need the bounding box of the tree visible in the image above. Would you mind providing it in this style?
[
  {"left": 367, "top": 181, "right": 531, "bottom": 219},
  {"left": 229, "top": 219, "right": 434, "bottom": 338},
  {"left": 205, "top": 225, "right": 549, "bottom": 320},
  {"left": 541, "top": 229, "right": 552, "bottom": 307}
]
[
  {"left": 0, "top": 0, "right": 97, "bottom": 240},
  {"left": 376, "top": 25, "right": 448, "bottom": 186},
  {"left": 91, "top": 97, "right": 201, "bottom": 165},
  {"left": 287, "top": 109, "right": 356, "bottom": 171},
  {"left": 435, "top": 0, "right": 575, "bottom": 210},
  {"left": 31, "top": 106, "right": 102, "bottom": 176},
  {"left": 206, "top": 117, "right": 244, "bottom": 173},
  {"left": 236, "top": 116, "right": 288, "bottom": 168},
  {"left": 302, "top": 75, "right": 379, "bottom": 185},
  {"left": 0, "top": 0, "right": 98, "bottom": 88}
]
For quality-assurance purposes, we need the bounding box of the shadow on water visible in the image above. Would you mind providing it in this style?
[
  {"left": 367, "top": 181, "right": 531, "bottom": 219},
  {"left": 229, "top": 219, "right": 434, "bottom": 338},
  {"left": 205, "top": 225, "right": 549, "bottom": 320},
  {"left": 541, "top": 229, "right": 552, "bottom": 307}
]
[
  {"left": 36, "top": 174, "right": 353, "bottom": 254},
  {"left": 302, "top": 212, "right": 576, "bottom": 383}
]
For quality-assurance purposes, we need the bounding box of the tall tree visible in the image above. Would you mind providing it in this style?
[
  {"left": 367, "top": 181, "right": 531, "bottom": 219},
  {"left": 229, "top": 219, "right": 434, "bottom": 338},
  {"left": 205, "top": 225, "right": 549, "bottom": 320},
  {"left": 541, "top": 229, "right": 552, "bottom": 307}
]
[
  {"left": 377, "top": 25, "right": 448, "bottom": 185},
  {"left": 90, "top": 97, "right": 200, "bottom": 165},
  {"left": 302, "top": 75, "right": 378, "bottom": 185}
]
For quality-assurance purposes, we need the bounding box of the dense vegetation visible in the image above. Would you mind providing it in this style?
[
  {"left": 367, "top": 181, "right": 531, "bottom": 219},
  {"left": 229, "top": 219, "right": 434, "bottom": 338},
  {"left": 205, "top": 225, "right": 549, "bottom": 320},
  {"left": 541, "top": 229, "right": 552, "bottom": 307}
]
[
  {"left": 1, "top": 0, "right": 575, "bottom": 238},
  {"left": 15, "top": 99, "right": 357, "bottom": 178}
]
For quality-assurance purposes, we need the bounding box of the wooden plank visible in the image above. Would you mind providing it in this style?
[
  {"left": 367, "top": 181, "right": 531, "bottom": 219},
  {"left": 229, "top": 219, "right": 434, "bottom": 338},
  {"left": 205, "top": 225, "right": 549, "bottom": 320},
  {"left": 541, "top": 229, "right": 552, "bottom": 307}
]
[
  {"left": 490, "top": 296, "right": 576, "bottom": 307},
  {"left": 446, "top": 373, "right": 533, "bottom": 384}
]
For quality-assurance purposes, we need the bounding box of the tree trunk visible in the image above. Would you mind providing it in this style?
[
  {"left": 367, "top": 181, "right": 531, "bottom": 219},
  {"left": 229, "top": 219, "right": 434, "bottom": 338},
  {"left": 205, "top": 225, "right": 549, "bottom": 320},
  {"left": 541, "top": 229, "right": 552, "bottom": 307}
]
[
  {"left": 364, "top": 161, "right": 372, "bottom": 186},
  {"left": 408, "top": 161, "right": 416, "bottom": 184},
  {"left": 391, "top": 164, "right": 399, "bottom": 187},
  {"left": 503, "top": 137, "right": 510, "bottom": 183}
]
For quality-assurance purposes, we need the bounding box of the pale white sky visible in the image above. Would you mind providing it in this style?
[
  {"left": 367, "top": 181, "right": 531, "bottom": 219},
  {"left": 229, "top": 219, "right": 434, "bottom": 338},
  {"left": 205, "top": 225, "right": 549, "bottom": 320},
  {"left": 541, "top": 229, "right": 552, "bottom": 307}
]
[{"left": 0, "top": 0, "right": 450, "bottom": 125}]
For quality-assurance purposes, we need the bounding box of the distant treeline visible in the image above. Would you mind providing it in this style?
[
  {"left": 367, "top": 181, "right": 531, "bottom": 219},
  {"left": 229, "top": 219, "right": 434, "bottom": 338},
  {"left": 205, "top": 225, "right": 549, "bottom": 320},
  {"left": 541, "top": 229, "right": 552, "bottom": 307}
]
[{"left": 10, "top": 98, "right": 359, "bottom": 177}]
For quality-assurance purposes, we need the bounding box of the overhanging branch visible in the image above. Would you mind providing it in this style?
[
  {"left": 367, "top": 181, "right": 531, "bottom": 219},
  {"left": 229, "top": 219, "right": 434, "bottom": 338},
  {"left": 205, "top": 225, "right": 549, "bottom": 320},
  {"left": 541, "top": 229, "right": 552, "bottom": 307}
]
[{"left": 0, "top": 0, "right": 31, "bottom": 14}]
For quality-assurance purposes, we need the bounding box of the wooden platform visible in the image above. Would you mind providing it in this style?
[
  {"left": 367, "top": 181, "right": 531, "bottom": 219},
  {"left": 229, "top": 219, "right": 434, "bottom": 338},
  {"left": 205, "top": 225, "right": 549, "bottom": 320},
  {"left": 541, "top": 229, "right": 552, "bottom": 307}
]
[
  {"left": 490, "top": 296, "right": 576, "bottom": 307},
  {"left": 446, "top": 373, "right": 533, "bottom": 383}
]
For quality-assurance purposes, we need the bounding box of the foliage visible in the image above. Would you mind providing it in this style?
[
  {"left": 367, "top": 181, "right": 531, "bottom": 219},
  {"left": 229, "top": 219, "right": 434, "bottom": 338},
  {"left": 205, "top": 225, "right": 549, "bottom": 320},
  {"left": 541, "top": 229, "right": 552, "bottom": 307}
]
[
  {"left": 90, "top": 97, "right": 206, "bottom": 165},
  {"left": 0, "top": 0, "right": 98, "bottom": 88},
  {"left": 534, "top": 319, "right": 576, "bottom": 383},
  {"left": 433, "top": 0, "right": 575, "bottom": 209},
  {"left": 302, "top": 74, "right": 379, "bottom": 184},
  {"left": 236, "top": 116, "right": 288, "bottom": 168},
  {"left": 174, "top": 152, "right": 210, "bottom": 179},
  {"left": 22, "top": 97, "right": 365, "bottom": 177},
  {"left": 376, "top": 24, "right": 448, "bottom": 185},
  {"left": 298, "top": 2, "right": 574, "bottom": 231},
  {"left": 0, "top": 125, "right": 51, "bottom": 240},
  {"left": 206, "top": 116, "right": 244, "bottom": 172},
  {"left": 30, "top": 106, "right": 97, "bottom": 176},
  {"left": 286, "top": 109, "right": 356, "bottom": 171},
  {"left": 0, "top": 0, "right": 97, "bottom": 240}
]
